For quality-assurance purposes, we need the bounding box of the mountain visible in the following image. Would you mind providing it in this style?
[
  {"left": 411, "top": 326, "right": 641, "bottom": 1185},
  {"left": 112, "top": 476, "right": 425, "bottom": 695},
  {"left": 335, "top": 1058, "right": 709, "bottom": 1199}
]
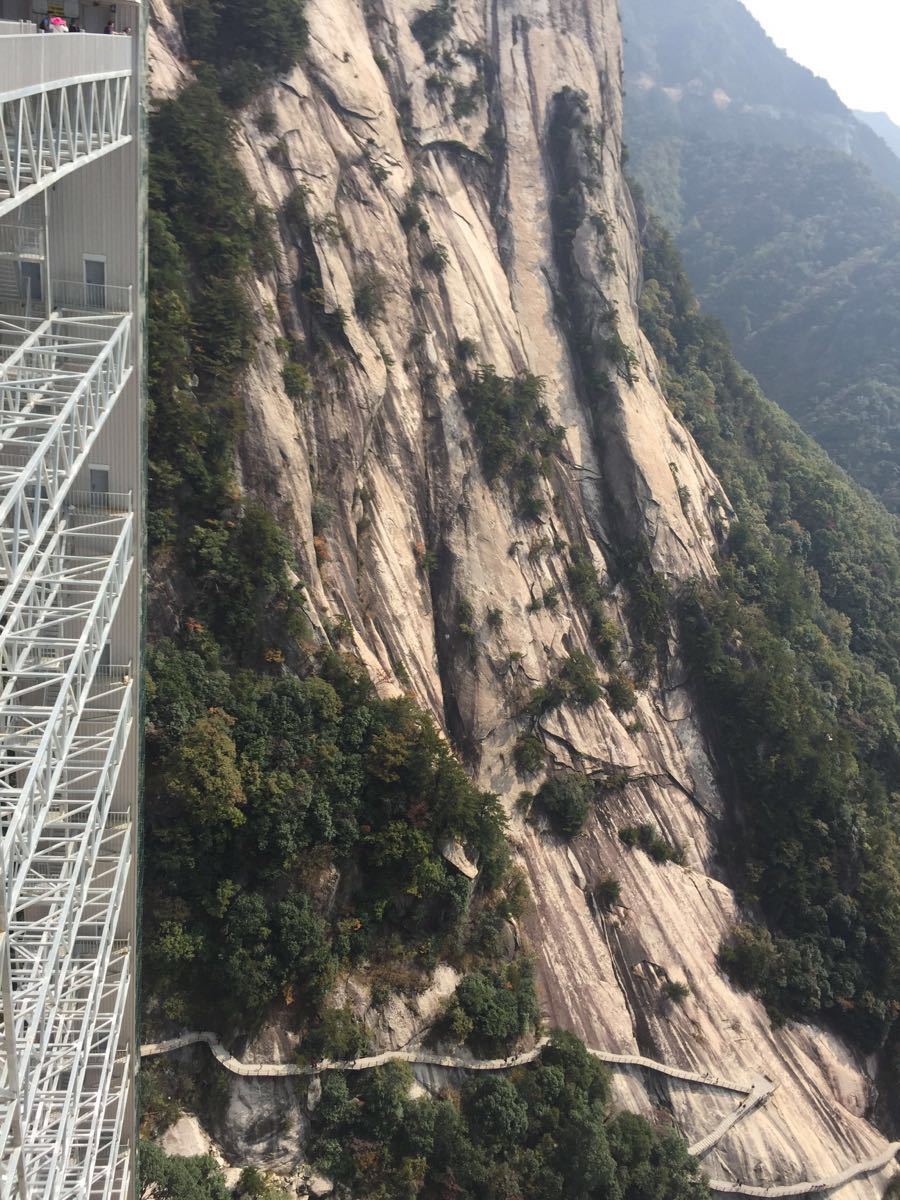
[
  {"left": 141, "top": 0, "right": 900, "bottom": 1194},
  {"left": 623, "top": 0, "right": 900, "bottom": 510},
  {"left": 855, "top": 110, "right": 900, "bottom": 161},
  {"left": 623, "top": 0, "right": 900, "bottom": 208}
]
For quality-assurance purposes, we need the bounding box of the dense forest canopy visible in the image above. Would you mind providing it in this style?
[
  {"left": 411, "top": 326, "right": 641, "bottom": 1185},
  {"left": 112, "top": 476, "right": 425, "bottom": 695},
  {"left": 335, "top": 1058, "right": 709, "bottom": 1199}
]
[{"left": 637, "top": 191, "right": 900, "bottom": 1048}]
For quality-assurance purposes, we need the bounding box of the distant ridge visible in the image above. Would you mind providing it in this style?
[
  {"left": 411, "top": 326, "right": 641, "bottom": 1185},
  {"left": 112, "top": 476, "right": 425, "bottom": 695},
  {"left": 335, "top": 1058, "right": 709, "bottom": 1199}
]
[
  {"left": 855, "top": 110, "right": 900, "bottom": 161},
  {"left": 623, "top": 0, "right": 900, "bottom": 509}
]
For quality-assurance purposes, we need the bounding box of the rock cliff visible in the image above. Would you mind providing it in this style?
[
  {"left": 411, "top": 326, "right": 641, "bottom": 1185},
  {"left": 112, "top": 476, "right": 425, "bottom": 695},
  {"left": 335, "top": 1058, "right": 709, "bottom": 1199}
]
[{"left": 147, "top": 0, "right": 899, "bottom": 1193}]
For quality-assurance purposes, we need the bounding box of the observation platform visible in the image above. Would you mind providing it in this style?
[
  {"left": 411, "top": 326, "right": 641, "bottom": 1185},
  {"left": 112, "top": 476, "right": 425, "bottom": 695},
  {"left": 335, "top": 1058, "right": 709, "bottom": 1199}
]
[{"left": 0, "top": 29, "right": 135, "bottom": 218}]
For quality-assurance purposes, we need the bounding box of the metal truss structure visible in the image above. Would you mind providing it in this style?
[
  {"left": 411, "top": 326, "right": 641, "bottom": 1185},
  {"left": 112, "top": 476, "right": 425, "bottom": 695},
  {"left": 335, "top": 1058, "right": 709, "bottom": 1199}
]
[
  {"left": 0, "top": 72, "right": 132, "bottom": 218},
  {"left": 0, "top": 41, "right": 139, "bottom": 1191},
  {"left": 0, "top": 12, "right": 142, "bottom": 1195}
]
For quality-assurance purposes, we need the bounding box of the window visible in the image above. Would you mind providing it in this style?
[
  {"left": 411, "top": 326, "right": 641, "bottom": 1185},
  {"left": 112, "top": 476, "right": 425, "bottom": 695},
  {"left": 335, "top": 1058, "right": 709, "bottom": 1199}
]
[
  {"left": 19, "top": 261, "right": 42, "bottom": 304},
  {"left": 83, "top": 256, "right": 106, "bottom": 309},
  {"left": 89, "top": 466, "right": 110, "bottom": 496}
]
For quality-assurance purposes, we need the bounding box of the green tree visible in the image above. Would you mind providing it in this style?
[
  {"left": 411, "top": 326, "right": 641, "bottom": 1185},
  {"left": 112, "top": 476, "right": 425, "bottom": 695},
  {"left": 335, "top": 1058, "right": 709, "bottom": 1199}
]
[
  {"left": 139, "top": 1143, "right": 229, "bottom": 1200},
  {"left": 535, "top": 774, "right": 593, "bottom": 838},
  {"left": 462, "top": 1076, "right": 528, "bottom": 1147},
  {"left": 164, "top": 710, "right": 246, "bottom": 834},
  {"left": 218, "top": 893, "right": 279, "bottom": 1019},
  {"left": 608, "top": 1110, "right": 710, "bottom": 1199}
]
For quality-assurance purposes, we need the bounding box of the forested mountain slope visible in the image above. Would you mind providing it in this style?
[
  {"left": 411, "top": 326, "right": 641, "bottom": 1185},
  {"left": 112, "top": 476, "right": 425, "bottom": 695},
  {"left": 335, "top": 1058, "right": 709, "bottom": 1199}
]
[
  {"left": 623, "top": 0, "right": 900, "bottom": 511},
  {"left": 142, "top": 0, "right": 900, "bottom": 1194}
]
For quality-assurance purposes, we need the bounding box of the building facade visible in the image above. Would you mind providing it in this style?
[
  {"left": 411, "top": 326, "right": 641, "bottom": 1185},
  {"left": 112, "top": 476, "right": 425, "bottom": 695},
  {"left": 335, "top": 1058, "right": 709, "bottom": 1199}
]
[{"left": 0, "top": 6, "right": 144, "bottom": 1198}]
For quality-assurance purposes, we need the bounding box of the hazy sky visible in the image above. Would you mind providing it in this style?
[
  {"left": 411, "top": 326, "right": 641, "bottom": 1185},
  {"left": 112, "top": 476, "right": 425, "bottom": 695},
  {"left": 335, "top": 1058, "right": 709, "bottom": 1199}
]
[{"left": 741, "top": 0, "right": 900, "bottom": 123}]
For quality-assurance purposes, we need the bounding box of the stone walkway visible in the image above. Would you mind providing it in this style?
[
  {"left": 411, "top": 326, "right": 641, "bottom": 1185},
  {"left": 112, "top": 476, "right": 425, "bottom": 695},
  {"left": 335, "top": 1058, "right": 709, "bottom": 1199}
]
[{"left": 141, "top": 1032, "right": 899, "bottom": 1196}]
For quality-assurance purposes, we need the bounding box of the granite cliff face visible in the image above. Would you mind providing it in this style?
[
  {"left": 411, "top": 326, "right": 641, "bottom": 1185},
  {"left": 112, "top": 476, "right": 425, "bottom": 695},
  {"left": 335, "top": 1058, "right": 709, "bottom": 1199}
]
[{"left": 147, "top": 0, "right": 898, "bottom": 1193}]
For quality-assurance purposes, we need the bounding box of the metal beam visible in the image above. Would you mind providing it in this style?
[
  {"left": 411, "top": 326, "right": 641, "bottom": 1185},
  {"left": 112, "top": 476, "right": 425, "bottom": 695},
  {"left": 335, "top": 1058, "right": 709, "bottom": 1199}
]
[{"left": 0, "top": 74, "right": 132, "bottom": 218}]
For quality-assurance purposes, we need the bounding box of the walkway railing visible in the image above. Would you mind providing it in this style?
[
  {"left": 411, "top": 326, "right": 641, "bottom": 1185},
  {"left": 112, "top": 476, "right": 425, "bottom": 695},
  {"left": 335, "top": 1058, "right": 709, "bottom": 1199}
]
[
  {"left": 0, "top": 66, "right": 132, "bottom": 217},
  {"left": 140, "top": 1033, "right": 900, "bottom": 1197},
  {"left": 52, "top": 281, "right": 132, "bottom": 315},
  {"left": 0, "top": 226, "right": 43, "bottom": 258}
]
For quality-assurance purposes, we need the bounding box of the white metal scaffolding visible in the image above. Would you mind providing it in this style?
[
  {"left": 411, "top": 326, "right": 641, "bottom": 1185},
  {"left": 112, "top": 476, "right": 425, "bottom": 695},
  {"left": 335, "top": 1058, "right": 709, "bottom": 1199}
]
[
  {"left": 0, "top": 304, "right": 135, "bottom": 1198},
  {"left": 0, "top": 73, "right": 132, "bottom": 218},
  {"left": 0, "top": 16, "right": 141, "bottom": 1197}
]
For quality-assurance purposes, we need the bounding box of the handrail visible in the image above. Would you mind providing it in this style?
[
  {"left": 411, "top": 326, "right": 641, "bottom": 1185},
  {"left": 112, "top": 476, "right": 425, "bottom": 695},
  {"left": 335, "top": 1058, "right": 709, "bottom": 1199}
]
[
  {"left": 0, "top": 70, "right": 133, "bottom": 217},
  {"left": 0, "top": 66, "right": 132, "bottom": 105},
  {"left": 52, "top": 281, "right": 132, "bottom": 315},
  {"left": 0, "top": 226, "right": 44, "bottom": 258},
  {"left": 65, "top": 490, "right": 133, "bottom": 514}
]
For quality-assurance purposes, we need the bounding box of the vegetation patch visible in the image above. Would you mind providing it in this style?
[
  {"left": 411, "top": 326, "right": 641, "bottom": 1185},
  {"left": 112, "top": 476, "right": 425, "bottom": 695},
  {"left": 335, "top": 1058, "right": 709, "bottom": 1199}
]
[
  {"left": 619, "top": 823, "right": 685, "bottom": 865},
  {"left": 606, "top": 672, "right": 637, "bottom": 714},
  {"left": 513, "top": 733, "right": 545, "bottom": 777},
  {"left": 459, "top": 365, "right": 565, "bottom": 521},
  {"left": 149, "top": 82, "right": 261, "bottom": 549},
  {"left": 662, "top": 980, "right": 690, "bottom": 1004},
  {"left": 183, "top": 0, "right": 309, "bottom": 106},
  {"left": 281, "top": 360, "right": 311, "bottom": 402},
  {"left": 567, "top": 546, "right": 620, "bottom": 664},
  {"left": 639, "top": 198, "right": 900, "bottom": 1048},
  {"left": 526, "top": 651, "right": 602, "bottom": 716},
  {"left": 530, "top": 773, "right": 594, "bottom": 838},
  {"left": 306, "top": 1032, "right": 710, "bottom": 1199},
  {"left": 144, "top": 638, "right": 517, "bottom": 1033},
  {"left": 452, "top": 79, "right": 484, "bottom": 120},
  {"left": 353, "top": 268, "right": 389, "bottom": 324},
  {"left": 592, "top": 876, "right": 622, "bottom": 910},
  {"left": 442, "top": 961, "right": 539, "bottom": 1054},
  {"left": 422, "top": 242, "right": 450, "bottom": 273},
  {"left": 410, "top": 0, "right": 454, "bottom": 59}
]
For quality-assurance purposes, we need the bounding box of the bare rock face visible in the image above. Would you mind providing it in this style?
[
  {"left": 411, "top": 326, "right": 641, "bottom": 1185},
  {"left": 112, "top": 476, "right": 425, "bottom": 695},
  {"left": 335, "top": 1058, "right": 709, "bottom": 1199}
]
[
  {"left": 147, "top": 2, "right": 897, "bottom": 1194},
  {"left": 339, "top": 961, "right": 460, "bottom": 1049},
  {"left": 147, "top": 0, "right": 191, "bottom": 97},
  {"left": 212, "top": 1073, "right": 309, "bottom": 1174}
]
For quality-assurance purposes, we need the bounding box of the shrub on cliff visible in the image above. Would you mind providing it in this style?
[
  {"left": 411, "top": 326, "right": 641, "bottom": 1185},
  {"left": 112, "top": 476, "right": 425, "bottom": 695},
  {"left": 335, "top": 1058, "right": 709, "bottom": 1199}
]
[
  {"left": 138, "top": 1142, "right": 229, "bottom": 1200},
  {"left": 534, "top": 774, "right": 593, "bottom": 838},
  {"left": 410, "top": 0, "right": 454, "bottom": 58},
  {"left": 513, "top": 734, "right": 545, "bottom": 777}
]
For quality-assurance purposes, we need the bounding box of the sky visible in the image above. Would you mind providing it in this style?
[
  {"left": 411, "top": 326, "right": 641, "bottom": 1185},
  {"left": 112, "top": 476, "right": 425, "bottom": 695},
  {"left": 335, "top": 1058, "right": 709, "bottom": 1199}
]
[{"left": 741, "top": 0, "right": 900, "bottom": 124}]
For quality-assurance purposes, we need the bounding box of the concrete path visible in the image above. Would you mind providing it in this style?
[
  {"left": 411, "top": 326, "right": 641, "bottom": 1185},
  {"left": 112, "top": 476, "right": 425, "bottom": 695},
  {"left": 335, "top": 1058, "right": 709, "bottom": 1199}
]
[{"left": 140, "top": 1032, "right": 898, "bottom": 1196}]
